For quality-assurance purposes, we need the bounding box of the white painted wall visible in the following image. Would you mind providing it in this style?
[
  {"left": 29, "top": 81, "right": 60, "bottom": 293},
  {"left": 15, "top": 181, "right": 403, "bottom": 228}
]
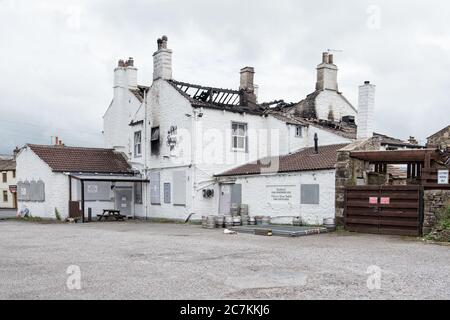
[
  {"left": 16, "top": 147, "right": 69, "bottom": 219},
  {"left": 231, "top": 169, "right": 336, "bottom": 225},
  {"left": 315, "top": 90, "right": 357, "bottom": 121}
]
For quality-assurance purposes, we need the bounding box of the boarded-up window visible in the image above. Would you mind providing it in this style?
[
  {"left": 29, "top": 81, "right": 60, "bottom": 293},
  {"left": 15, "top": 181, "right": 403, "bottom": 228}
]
[
  {"left": 17, "top": 180, "right": 31, "bottom": 201},
  {"left": 84, "top": 182, "right": 111, "bottom": 201},
  {"left": 134, "top": 182, "right": 143, "bottom": 204},
  {"left": 172, "top": 171, "right": 186, "bottom": 206},
  {"left": 29, "top": 180, "right": 45, "bottom": 202},
  {"left": 150, "top": 172, "right": 161, "bottom": 204},
  {"left": 164, "top": 183, "right": 171, "bottom": 203},
  {"left": 301, "top": 184, "right": 320, "bottom": 204}
]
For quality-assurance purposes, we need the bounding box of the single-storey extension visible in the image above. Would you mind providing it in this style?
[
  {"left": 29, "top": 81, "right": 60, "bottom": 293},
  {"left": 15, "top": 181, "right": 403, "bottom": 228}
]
[
  {"left": 215, "top": 143, "right": 348, "bottom": 225},
  {"left": 16, "top": 144, "right": 148, "bottom": 220}
]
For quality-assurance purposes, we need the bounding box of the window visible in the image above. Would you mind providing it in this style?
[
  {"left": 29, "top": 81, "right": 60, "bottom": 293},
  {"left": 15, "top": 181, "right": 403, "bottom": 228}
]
[
  {"left": 150, "top": 172, "right": 160, "bottom": 205},
  {"left": 301, "top": 184, "right": 320, "bottom": 205},
  {"left": 134, "top": 131, "right": 142, "bottom": 157},
  {"left": 13, "top": 171, "right": 16, "bottom": 179},
  {"left": 134, "top": 182, "right": 142, "bottom": 204},
  {"left": 151, "top": 127, "right": 160, "bottom": 155},
  {"left": 164, "top": 183, "right": 171, "bottom": 203},
  {"left": 295, "top": 126, "right": 303, "bottom": 138},
  {"left": 231, "top": 122, "right": 248, "bottom": 151},
  {"left": 3, "top": 190, "right": 8, "bottom": 202},
  {"left": 2, "top": 172, "right": 6, "bottom": 183}
]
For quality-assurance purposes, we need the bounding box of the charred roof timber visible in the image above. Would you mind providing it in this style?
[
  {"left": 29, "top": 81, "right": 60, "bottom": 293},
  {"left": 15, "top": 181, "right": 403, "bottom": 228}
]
[{"left": 170, "top": 80, "right": 241, "bottom": 106}]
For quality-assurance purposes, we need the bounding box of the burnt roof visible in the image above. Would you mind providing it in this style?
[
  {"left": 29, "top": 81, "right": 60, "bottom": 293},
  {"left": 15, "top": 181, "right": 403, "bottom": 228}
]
[
  {"left": 27, "top": 144, "right": 131, "bottom": 174},
  {"left": 167, "top": 80, "right": 266, "bottom": 115},
  {"left": 0, "top": 159, "right": 16, "bottom": 171},
  {"left": 216, "top": 143, "right": 349, "bottom": 177}
]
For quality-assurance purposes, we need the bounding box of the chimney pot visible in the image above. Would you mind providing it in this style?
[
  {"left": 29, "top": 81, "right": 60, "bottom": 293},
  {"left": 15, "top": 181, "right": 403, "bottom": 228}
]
[{"left": 328, "top": 54, "right": 334, "bottom": 64}]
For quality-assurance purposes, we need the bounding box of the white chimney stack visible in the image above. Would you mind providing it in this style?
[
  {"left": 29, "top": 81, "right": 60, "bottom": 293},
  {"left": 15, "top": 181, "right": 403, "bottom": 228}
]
[
  {"left": 153, "top": 35, "right": 172, "bottom": 81},
  {"left": 316, "top": 52, "right": 338, "bottom": 91},
  {"left": 356, "top": 81, "right": 376, "bottom": 140},
  {"left": 114, "top": 57, "right": 138, "bottom": 97}
]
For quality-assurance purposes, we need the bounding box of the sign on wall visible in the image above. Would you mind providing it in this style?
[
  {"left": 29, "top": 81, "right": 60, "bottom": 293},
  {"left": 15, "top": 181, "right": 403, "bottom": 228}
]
[
  {"left": 266, "top": 185, "right": 295, "bottom": 203},
  {"left": 438, "top": 170, "right": 449, "bottom": 184}
]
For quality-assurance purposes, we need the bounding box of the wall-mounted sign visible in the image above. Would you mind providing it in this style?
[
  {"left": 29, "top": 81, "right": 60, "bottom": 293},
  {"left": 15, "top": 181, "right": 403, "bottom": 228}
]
[
  {"left": 9, "top": 185, "right": 17, "bottom": 193},
  {"left": 267, "top": 185, "right": 295, "bottom": 203},
  {"left": 438, "top": 170, "right": 449, "bottom": 184},
  {"left": 369, "top": 197, "right": 378, "bottom": 204},
  {"left": 87, "top": 185, "right": 98, "bottom": 193},
  {"left": 380, "top": 197, "right": 390, "bottom": 205}
]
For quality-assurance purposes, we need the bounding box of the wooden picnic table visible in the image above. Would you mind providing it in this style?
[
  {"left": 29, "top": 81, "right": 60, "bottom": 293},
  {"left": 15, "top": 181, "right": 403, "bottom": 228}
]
[{"left": 97, "top": 209, "right": 126, "bottom": 221}]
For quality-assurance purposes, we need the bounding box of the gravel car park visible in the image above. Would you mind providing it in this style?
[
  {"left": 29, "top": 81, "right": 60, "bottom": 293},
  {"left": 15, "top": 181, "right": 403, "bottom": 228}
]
[{"left": 0, "top": 220, "right": 449, "bottom": 300}]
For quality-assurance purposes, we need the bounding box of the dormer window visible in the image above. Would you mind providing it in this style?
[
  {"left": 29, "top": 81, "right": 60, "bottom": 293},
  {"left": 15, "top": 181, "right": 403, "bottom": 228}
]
[{"left": 295, "top": 126, "right": 303, "bottom": 138}]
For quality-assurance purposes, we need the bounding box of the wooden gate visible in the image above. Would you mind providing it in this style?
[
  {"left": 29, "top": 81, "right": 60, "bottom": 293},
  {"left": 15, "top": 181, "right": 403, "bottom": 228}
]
[{"left": 345, "top": 185, "right": 423, "bottom": 236}]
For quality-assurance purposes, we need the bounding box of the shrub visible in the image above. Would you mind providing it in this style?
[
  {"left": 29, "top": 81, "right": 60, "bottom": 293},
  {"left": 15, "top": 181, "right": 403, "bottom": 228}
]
[{"left": 55, "top": 208, "right": 62, "bottom": 221}]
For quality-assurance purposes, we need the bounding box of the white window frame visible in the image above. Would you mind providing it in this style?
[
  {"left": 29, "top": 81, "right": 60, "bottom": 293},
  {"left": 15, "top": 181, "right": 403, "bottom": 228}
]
[
  {"left": 134, "top": 131, "right": 142, "bottom": 157},
  {"left": 231, "top": 122, "right": 248, "bottom": 152},
  {"left": 295, "top": 125, "right": 303, "bottom": 138}
]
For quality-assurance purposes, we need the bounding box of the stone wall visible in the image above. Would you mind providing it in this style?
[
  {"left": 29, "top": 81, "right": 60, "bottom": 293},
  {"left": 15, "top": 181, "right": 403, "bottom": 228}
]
[
  {"left": 335, "top": 137, "right": 381, "bottom": 222},
  {"left": 423, "top": 189, "right": 450, "bottom": 235},
  {"left": 427, "top": 125, "right": 450, "bottom": 148}
]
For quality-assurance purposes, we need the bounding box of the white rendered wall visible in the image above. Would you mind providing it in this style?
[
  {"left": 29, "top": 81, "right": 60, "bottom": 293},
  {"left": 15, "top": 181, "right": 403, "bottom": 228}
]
[
  {"left": 16, "top": 148, "right": 69, "bottom": 219},
  {"left": 315, "top": 90, "right": 357, "bottom": 121},
  {"left": 232, "top": 169, "right": 336, "bottom": 225}
]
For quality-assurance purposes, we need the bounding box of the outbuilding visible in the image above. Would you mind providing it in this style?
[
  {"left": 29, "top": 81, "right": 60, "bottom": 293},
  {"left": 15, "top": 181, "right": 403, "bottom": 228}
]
[
  {"left": 16, "top": 144, "right": 148, "bottom": 221},
  {"left": 215, "top": 143, "right": 348, "bottom": 225}
]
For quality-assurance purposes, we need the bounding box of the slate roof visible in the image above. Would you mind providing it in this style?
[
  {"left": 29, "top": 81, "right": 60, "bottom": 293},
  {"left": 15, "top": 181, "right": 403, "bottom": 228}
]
[
  {"left": 27, "top": 145, "right": 131, "bottom": 174},
  {"left": 216, "top": 143, "right": 349, "bottom": 177},
  {"left": 0, "top": 159, "right": 15, "bottom": 171}
]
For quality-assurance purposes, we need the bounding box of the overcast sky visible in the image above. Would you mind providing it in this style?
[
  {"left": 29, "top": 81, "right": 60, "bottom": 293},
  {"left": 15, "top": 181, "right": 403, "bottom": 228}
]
[{"left": 0, "top": 0, "right": 449, "bottom": 153}]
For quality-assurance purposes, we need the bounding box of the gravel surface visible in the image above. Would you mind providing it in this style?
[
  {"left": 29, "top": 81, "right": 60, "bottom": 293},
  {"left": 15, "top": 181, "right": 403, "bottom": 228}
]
[{"left": 0, "top": 220, "right": 449, "bottom": 300}]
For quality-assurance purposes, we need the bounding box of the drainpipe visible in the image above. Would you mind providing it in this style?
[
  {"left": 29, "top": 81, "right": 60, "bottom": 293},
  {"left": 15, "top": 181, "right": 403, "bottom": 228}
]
[
  {"left": 191, "top": 109, "right": 198, "bottom": 218},
  {"left": 144, "top": 89, "right": 149, "bottom": 220}
]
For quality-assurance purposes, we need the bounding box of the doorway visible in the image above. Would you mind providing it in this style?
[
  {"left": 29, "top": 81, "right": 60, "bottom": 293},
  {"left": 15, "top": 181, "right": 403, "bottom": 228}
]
[
  {"left": 114, "top": 187, "right": 133, "bottom": 216},
  {"left": 219, "top": 184, "right": 242, "bottom": 214}
]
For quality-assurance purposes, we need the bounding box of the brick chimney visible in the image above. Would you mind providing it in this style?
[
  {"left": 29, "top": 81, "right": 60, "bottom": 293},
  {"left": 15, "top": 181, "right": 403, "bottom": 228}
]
[
  {"left": 316, "top": 52, "right": 338, "bottom": 91},
  {"left": 356, "top": 81, "right": 376, "bottom": 140},
  {"left": 239, "top": 67, "right": 257, "bottom": 105},
  {"left": 153, "top": 35, "right": 172, "bottom": 81}
]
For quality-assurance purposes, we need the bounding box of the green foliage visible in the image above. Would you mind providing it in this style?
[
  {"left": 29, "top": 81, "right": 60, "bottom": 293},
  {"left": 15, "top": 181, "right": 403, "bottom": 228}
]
[{"left": 55, "top": 208, "right": 61, "bottom": 221}]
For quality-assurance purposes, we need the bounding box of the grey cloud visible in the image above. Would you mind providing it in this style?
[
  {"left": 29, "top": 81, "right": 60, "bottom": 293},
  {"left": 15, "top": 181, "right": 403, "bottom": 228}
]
[{"left": 0, "top": 0, "right": 449, "bottom": 153}]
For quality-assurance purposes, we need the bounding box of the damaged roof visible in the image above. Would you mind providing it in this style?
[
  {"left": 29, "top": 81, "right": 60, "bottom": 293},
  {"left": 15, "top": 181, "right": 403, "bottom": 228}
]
[
  {"left": 167, "top": 80, "right": 266, "bottom": 115},
  {"left": 27, "top": 144, "right": 131, "bottom": 174},
  {"left": 216, "top": 143, "right": 349, "bottom": 177}
]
